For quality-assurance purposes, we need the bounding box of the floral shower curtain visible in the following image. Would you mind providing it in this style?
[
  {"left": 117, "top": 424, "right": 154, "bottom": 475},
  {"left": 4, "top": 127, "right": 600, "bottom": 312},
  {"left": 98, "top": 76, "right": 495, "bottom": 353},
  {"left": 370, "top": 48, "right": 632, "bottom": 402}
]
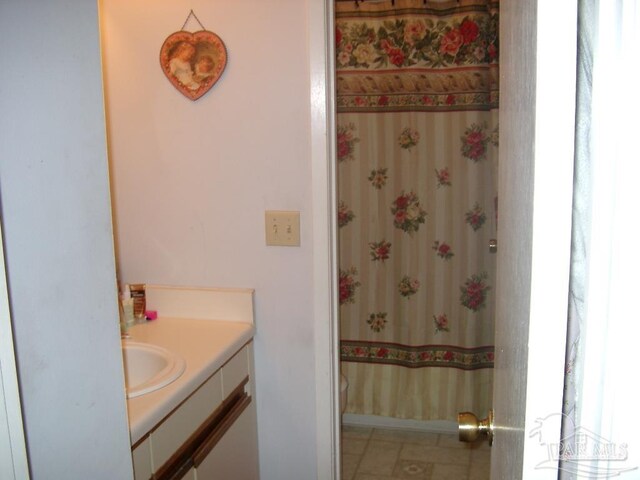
[{"left": 337, "top": 0, "right": 499, "bottom": 421}]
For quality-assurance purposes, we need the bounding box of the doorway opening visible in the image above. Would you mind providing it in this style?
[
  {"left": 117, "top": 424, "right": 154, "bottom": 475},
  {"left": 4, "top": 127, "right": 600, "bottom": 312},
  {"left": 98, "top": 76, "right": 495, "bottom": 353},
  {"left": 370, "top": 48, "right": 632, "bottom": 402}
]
[{"left": 334, "top": 1, "right": 498, "bottom": 477}]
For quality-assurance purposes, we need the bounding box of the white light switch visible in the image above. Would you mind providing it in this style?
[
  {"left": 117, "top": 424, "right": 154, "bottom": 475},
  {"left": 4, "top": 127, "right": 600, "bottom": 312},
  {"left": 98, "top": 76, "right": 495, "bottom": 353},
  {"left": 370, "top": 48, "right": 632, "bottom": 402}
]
[{"left": 265, "top": 211, "right": 300, "bottom": 246}]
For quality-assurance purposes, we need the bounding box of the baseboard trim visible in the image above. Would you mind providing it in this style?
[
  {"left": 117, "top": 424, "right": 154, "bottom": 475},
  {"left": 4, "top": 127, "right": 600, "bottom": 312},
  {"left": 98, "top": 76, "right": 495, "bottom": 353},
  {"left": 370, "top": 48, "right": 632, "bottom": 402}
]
[{"left": 341, "top": 414, "right": 457, "bottom": 434}]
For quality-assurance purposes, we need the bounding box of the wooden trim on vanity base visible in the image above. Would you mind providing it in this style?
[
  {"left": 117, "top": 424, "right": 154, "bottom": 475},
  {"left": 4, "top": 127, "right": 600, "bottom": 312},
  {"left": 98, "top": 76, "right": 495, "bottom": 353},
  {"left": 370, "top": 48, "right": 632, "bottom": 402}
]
[{"left": 152, "top": 377, "right": 251, "bottom": 480}]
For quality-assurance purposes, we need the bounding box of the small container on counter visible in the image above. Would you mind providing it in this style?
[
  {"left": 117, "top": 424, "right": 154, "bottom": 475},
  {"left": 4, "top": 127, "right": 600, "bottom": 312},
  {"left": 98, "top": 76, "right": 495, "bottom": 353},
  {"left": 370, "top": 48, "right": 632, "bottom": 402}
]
[{"left": 130, "top": 284, "right": 146, "bottom": 322}]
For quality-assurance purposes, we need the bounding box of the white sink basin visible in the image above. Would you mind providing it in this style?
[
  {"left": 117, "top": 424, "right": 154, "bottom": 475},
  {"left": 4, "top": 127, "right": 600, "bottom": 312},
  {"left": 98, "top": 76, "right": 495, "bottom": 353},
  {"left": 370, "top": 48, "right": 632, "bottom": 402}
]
[{"left": 122, "top": 340, "right": 186, "bottom": 399}]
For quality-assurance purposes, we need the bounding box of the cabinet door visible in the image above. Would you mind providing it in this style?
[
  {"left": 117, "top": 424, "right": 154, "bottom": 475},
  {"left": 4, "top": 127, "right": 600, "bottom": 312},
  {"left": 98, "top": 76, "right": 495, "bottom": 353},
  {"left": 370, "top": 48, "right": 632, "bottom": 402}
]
[
  {"left": 132, "top": 437, "right": 152, "bottom": 480},
  {"left": 152, "top": 371, "right": 223, "bottom": 471},
  {"left": 195, "top": 403, "right": 258, "bottom": 480},
  {"left": 181, "top": 467, "right": 196, "bottom": 480}
]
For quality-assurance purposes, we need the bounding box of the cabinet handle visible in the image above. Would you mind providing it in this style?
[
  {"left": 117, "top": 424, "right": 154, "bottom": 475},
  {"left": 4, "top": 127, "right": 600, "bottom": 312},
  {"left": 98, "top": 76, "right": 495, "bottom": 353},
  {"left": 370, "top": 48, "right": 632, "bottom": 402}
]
[{"left": 192, "top": 393, "right": 252, "bottom": 467}]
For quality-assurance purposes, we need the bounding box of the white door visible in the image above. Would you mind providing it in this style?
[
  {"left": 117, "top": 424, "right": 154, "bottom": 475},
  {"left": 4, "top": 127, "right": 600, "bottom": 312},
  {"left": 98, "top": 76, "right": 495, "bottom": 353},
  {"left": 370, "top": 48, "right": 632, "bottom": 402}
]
[{"left": 490, "top": 1, "right": 578, "bottom": 478}]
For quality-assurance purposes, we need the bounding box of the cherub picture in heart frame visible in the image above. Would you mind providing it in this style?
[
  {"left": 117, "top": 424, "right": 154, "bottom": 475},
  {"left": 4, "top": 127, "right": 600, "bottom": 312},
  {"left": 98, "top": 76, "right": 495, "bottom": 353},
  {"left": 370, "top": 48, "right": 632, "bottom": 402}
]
[{"left": 160, "top": 30, "right": 227, "bottom": 101}]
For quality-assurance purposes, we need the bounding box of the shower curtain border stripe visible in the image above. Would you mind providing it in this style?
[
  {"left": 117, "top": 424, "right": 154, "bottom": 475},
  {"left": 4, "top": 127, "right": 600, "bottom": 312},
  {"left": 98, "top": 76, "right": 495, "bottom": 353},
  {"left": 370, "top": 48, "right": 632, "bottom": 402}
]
[
  {"left": 341, "top": 340, "right": 494, "bottom": 370},
  {"left": 336, "top": 102, "right": 498, "bottom": 114},
  {"left": 341, "top": 357, "right": 494, "bottom": 371}
]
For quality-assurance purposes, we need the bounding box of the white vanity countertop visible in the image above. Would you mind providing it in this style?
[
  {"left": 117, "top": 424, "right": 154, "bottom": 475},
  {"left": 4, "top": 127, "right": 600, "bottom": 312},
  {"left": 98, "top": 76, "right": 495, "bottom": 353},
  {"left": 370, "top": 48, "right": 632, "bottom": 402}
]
[{"left": 124, "top": 317, "right": 255, "bottom": 445}]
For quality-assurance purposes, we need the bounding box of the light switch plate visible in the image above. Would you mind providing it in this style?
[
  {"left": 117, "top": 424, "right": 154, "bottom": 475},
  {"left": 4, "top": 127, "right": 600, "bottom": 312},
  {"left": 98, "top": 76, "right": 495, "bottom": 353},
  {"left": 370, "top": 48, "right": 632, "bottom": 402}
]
[{"left": 265, "top": 211, "right": 300, "bottom": 246}]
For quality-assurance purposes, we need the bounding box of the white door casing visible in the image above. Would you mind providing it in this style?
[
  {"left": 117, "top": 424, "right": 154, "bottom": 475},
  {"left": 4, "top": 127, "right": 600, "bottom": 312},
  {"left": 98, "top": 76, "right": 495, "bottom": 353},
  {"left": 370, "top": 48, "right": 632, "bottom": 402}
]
[{"left": 311, "top": 0, "right": 340, "bottom": 479}]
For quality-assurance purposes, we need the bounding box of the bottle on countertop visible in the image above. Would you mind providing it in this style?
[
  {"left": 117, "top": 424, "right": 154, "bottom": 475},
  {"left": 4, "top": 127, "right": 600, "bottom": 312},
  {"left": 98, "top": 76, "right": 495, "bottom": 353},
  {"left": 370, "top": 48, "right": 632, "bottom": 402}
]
[
  {"left": 120, "top": 284, "right": 135, "bottom": 329},
  {"left": 129, "top": 284, "right": 146, "bottom": 323}
]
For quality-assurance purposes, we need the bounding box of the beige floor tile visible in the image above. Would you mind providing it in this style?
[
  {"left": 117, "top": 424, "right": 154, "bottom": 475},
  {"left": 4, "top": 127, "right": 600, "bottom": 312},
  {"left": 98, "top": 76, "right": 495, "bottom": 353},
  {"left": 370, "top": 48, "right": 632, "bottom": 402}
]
[
  {"left": 372, "top": 428, "right": 439, "bottom": 446},
  {"left": 341, "top": 426, "right": 483, "bottom": 479},
  {"left": 436, "top": 433, "right": 474, "bottom": 450},
  {"left": 392, "top": 459, "right": 433, "bottom": 479},
  {"left": 343, "top": 437, "right": 369, "bottom": 456},
  {"left": 343, "top": 425, "right": 374, "bottom": 439},
  {"left": 341, "top": 453, "right": 361, "bottom": 480},
  {"left": 358, "top": 440, "right": 402, "bottom": 476},
  {"left": 470, "top": 448, "right": 491, "bottom": 466},
  {"left": 430, "top": 464, "right": 469, "bottom": 480},
  {"left": 473, "top": 439, "right": 491, "bottom": 451},
  {"left": 400, "top": 444, "right": 471, "bottom": 465},
  {"left": 468, "top": 461, "right": 490, "bottom": 480}
]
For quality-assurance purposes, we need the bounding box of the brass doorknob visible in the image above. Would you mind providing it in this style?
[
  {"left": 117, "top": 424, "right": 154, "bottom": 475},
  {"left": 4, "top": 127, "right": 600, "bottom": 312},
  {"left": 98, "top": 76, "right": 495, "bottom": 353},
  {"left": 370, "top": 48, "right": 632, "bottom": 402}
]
[{"left": 458, "top": 409, "right": 494, "bottom": 446}]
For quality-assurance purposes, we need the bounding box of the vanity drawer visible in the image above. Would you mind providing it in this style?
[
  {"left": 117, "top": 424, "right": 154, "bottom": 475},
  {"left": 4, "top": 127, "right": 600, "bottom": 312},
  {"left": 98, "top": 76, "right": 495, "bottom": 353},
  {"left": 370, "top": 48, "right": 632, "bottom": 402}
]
[
  {"left": 194, "top": 398, "right": 258, "bottom": 479},
  {"left": 150, "top": 370, "right": 223, "bottom": 471},
  {"left": 221, "top": 345, "right": 249, "bottom": 397}
]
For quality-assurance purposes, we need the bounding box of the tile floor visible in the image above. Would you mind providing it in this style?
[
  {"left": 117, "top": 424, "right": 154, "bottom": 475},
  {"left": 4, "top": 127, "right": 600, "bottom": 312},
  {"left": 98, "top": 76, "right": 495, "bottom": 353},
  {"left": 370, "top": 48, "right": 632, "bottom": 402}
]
[{"left": 341, "top": 425, "right": 490, "bottom": 480}]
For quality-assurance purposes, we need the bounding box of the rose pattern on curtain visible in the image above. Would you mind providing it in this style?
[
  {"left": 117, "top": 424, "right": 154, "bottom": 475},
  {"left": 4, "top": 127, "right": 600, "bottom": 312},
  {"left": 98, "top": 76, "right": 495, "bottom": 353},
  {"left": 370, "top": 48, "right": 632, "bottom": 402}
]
[{"left": 337, "top": 0, "right": 499, "bottom": 420}]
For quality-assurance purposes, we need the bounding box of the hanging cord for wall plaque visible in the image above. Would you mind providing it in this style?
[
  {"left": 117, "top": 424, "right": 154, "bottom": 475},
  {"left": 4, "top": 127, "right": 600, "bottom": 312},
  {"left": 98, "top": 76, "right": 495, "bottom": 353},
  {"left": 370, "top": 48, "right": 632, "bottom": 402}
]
[{"left": 181, "top": 9, "right": 206, "bottom": 32}]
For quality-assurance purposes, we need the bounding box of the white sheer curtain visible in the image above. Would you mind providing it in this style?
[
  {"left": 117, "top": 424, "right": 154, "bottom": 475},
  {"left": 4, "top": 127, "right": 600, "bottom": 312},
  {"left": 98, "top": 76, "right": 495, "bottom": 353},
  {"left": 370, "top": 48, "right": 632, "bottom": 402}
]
[{"left": 562, "top": 0, "right": 640, "bottom": 477}]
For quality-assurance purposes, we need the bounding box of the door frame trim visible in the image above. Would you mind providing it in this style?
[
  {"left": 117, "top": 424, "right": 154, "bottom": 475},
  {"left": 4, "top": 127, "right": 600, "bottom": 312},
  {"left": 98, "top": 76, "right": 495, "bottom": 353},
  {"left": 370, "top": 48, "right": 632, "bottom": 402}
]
[{"left": 310, "top": 0, "right": 340, "bottom": 478}]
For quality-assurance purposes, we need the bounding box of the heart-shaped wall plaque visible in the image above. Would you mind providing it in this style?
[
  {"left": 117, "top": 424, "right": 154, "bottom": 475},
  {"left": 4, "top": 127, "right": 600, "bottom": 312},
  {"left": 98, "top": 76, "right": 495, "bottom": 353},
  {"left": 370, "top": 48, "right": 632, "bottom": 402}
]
[{"left": 160, "top": 30, "right": 227, "bottom": 101}]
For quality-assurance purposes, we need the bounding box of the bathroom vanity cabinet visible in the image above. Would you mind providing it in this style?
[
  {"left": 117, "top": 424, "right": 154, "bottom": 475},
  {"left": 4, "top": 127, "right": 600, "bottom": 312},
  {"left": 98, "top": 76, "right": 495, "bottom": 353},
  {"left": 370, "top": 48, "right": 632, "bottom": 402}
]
[
  {"left": 132, "top": 343, "right": 258, "bottom": 480},
  {"left": 124, "top": 286, "right": 259, "bottom": 480}
]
